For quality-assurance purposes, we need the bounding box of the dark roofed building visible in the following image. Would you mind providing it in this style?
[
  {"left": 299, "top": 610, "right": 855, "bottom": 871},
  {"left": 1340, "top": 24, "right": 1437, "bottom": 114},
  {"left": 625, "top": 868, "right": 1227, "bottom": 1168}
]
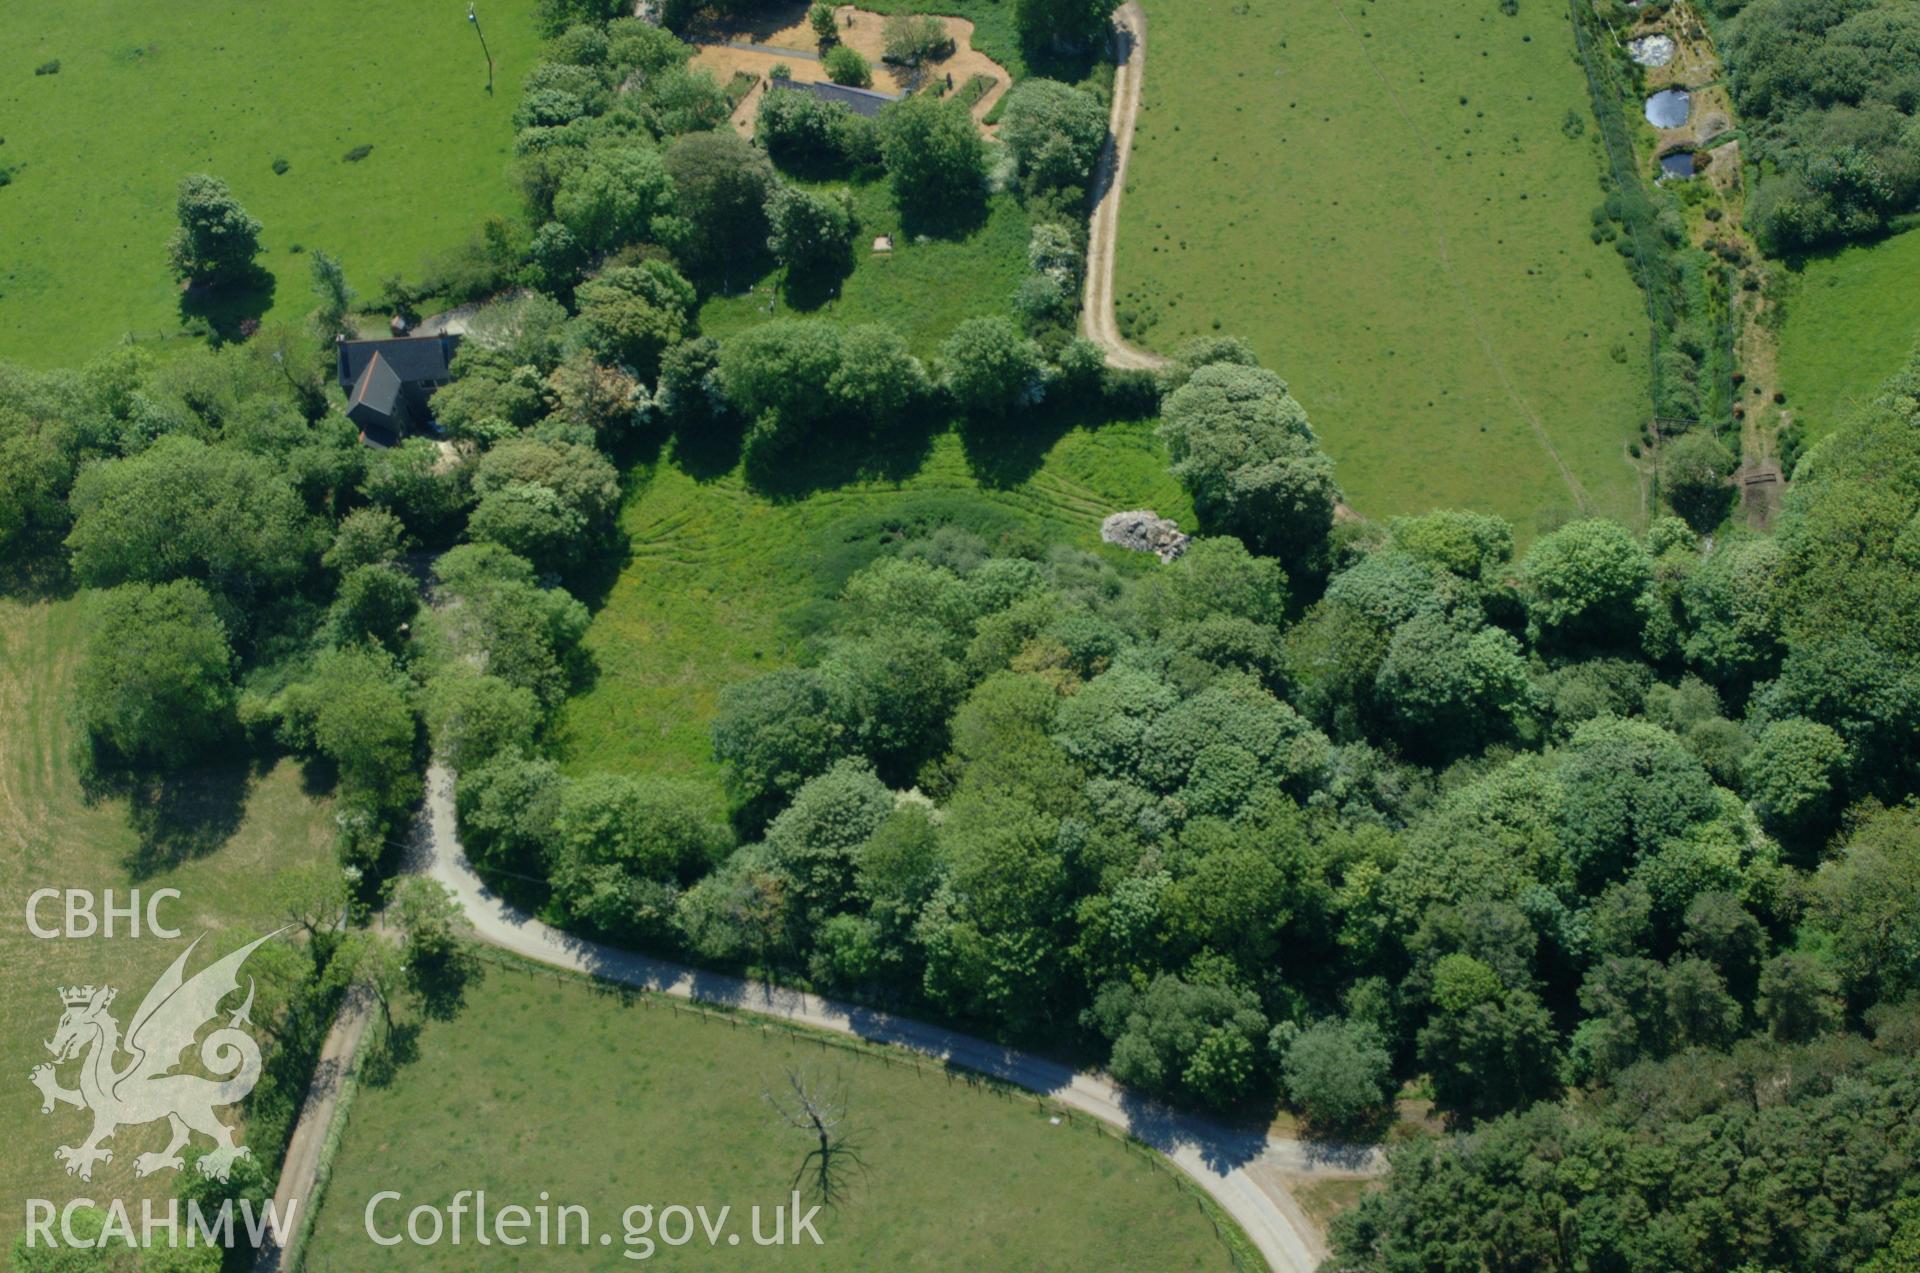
[
  {"left": 769, "top": 75, "right": 903, "bottom": 119},
  {"left": 335, "top": 334, "right": 461, "bottom": 447}
]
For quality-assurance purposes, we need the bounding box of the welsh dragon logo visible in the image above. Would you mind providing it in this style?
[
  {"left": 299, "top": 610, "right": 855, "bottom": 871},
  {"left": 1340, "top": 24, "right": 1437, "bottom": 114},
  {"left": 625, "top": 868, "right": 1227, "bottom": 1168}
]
[{"left": 29, "top": 931, "right": 281, "bottom": 1183}]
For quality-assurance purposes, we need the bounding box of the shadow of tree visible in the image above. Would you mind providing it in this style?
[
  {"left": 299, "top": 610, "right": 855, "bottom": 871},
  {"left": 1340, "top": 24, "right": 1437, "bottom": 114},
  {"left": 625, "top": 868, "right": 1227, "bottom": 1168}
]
[
  {"left": 955, "top": 401, "right": 1080, "bottom": 490},
  {"left": 413, "top": 949, "right": 483, "bottom": 1021},
  {"left": 743, "top": 410, "right": 942, "bottom": 501},
  {"left": 780, "top": 259, "right": 857, "bottom": 312},
  {"left": 898, "top": 194, "right": 989, "bottom": 242},
  {"left": 361, "top": 1019, "right": 422, "bottom": 1089},
  {"left": 0, "top": 555, "right": 75, "bottom": 604},
  {"left": 125, "top": 768, "right": 250, "bottom": 877},
  {"left": 671, "top": 409, "right": 748, "bottom": 482},
  {"left": 178, "top": 264, "right": 276, "bottom": 346},
  {"left": 563, "top": 526, "right": 632, "bottom": 614},
  {"left": 78, "top": 759, "right": 253, "bottom": 880}
]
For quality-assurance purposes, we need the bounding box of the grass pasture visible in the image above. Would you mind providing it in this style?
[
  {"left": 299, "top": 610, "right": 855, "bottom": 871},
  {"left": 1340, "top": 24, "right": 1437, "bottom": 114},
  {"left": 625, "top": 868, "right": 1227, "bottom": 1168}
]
[
  {"left": 301, "top": 960, "right": 1241, "bottom": 1271},
  {"left": 1119, "top": 0, "right": 1650, "bottom": 531},
  {"left": 699, "top": 184, "right": 1035, "bottom": 359},
  {"left": 0, "top": 0, "right": 542, "bottom": 367},
  {"left": 0, "top": 597, "right": 334, "bottom": 1242},
  {"left": 558, "top": 420, "right": 1192, "bottom": 805},
  {"left": 1776, "top": 226, "right": 1920, "bottom": 446}
]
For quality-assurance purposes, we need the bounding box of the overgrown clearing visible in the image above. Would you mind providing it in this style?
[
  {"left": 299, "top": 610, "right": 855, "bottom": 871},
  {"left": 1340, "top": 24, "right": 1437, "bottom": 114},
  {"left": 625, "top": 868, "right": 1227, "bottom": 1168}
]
[
  {"left": 0, "top": 597, "right": 334, "bottom": 1239},
  {"left": 1776, "top": 227, "right": 1920, "bottom": 447},
  {"left": 1118, "top": 0, "right": 1649, "bottom": 531},
  {"left": 0, "top": 0, "right": 542, "bottom": 367},
  {"left": 302, "top": 962, "right": 1239, "bottom": 1270},
  {"left": 697, "top": 183, "right": 1034, "bottom": 358},
  {"left": 557, "top": 421, "right": 1191, "bottom": 806}
]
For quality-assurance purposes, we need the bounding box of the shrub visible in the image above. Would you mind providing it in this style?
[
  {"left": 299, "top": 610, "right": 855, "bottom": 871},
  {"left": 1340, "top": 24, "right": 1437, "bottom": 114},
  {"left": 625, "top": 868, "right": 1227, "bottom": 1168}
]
[
  {"left": 759, "top": 85, "right": 861, "bottom": 172},
  {"left": 883, "top": 14, "right": 953, "bottom": 66},
  {"left": 999, "top": 78, "right": 1107, "bottom": 195},
  {"left": 343, "top": 143, "right": 374, "bottom": 163},
  {"left": 271, "top": 157, "right": 290, "bottom": 175},
  {"left": 767, "top": 184, "right": 859, "bottom": 277},
  {"left": 810, "top": 2, "right": 839, "bottom": 46},
  {"left": 824, "top": 44, "right": 872, "bottom": 87},
  {"left": 34, "top": 59, "right": 60, "bottom": 76},
  {"left": 941, "top": 315, "right": 1045, "bottom": 416},
  {"left": 1660, "top": 432, "right": 1737, "bottom": 531},
  {"left": 881, "top": 94, "right": 988, "bottom": 221}
]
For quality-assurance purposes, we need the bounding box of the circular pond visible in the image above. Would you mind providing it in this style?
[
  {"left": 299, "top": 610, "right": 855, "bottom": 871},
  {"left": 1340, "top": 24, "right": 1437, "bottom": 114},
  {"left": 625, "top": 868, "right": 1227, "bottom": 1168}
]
[
  {"left": 1660, "top": 151, "right": 1696, "bottom": 179},
  {"left": 1646, "top": 88, "right": 1690, "bottom": 128}
]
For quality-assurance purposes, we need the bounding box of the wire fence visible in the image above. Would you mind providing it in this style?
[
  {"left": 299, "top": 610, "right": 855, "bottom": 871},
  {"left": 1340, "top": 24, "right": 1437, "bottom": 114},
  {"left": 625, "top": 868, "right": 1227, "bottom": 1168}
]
[{"left": 476, "top": 948, "right": 1268, "bottom": 1271}]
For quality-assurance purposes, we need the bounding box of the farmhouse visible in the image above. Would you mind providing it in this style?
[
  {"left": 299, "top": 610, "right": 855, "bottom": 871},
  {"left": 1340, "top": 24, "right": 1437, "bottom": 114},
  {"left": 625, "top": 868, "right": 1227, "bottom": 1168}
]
[
  {"left": 768, "top": 74, "right": 901, "bottom": 118},
  {"left": 335, "top": 333, "right": 461, "bottom": 447}
]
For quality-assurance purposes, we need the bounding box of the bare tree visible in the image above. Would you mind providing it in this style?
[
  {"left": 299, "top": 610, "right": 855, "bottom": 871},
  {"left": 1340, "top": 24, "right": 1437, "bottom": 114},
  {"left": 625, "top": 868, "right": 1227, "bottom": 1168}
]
[{"left": 764, "top": 1065, "right": 864, "bottom": 1206}]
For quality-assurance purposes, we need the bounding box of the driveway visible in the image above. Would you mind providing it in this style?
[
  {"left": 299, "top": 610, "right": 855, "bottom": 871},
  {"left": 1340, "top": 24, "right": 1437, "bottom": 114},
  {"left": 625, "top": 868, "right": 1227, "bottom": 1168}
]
[{"left": 414, "top": 762, "right": 1383, "bottom": 1271}]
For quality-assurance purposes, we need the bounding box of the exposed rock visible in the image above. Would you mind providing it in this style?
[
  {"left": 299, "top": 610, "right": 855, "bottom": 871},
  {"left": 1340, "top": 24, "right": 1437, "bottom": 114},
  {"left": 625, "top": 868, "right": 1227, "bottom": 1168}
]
[
  {"left": 1101, "top": 510, "right": 1190, "bottom": 562},
  {"left": 1627, "top": 34, "right": 1675, "bottom": 67}
]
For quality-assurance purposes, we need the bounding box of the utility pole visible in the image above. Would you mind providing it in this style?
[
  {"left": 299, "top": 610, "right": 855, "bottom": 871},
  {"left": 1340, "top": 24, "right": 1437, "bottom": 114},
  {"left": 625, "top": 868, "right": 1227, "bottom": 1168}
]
[{"left": 468, "top": 3, "right": 494, "bottom": 95}]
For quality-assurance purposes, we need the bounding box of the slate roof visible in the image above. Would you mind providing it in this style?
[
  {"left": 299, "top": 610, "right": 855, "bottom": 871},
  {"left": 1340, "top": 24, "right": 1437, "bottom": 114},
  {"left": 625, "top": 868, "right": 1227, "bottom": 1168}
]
[
  {"left": 769, "top": 76, "right": 902, "bottom": 119},
  {"left": 349, "top": 352, "right": 403, "bottom": 421},
  {"left": 335, "top": 334, "right": 460, "bottom": 393}
]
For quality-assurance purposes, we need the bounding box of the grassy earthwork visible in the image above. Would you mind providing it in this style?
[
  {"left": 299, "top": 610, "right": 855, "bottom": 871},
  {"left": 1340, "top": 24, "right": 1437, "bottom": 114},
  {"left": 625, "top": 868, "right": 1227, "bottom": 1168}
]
[
  {"left": 0, "top": 597, "right": 335, "bottom": 1244},
  {"left": 299, "top": 959, "right": 1242, "bottom": 1271},
  {"left": 1118, "top": 0, "right": 1651, "bottom": 532},
  {"left": 1775, "top": 226, "right": 1920, "bottom": 447},
  {"left": 0, "top": 0, "right": 543, "bottom": 367}
]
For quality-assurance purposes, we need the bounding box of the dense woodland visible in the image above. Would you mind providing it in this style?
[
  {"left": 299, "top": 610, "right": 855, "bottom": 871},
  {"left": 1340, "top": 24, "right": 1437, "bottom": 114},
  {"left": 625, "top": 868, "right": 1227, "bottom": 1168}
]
[
  {"left": 1705, "top": 0, "right": 1920, "bottom": 253},
  {"left": 2, "top": 2, "right": 1918, "bottom": 1271}
]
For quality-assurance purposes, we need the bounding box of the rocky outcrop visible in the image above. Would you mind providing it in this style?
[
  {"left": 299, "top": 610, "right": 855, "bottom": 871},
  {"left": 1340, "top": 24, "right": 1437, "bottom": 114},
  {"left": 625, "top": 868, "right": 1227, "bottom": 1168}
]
[{"left": 1101, "top": 510, "right": 1190, "bottom": 562}]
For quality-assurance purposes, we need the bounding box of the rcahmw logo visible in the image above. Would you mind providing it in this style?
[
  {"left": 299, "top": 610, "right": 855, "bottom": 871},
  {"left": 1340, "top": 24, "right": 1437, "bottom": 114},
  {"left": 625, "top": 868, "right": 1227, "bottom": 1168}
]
[{"left": 29, "top": 929, "right": 282, "bottom": 1183}]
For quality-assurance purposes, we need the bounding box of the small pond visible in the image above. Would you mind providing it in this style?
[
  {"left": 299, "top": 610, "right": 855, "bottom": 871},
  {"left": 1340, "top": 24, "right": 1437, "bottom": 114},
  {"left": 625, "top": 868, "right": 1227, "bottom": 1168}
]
[
  {"left": 1660, "top": 151, "right": 1696, "bottom": 179},
  {"left": 1646, "top": 88, "right": 1691, "bottom": 128}
]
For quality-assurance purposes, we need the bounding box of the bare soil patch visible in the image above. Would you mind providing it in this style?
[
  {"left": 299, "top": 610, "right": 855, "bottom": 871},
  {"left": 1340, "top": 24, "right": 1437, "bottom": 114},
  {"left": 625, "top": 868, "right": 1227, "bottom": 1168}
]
[
  {"left": 692, "top": 4, "right": 1010, "bottom": 137},
  {"left": 1637, "top": 1, "right": 1722, "bottom": 90}
]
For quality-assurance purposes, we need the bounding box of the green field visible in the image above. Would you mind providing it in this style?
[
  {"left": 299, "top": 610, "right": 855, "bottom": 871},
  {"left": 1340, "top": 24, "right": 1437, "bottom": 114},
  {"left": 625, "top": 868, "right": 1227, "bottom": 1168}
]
[
  {"left": 0, "top": 597, "right": 334, "bottom": 1240},
  {"left": 0, "top": 0, "right": 542, "bottom": 367},
  {"left": 1119, "top": 0, "right": 1649, "bottom": 530},
  {"left": 699, "top": 184, "right": 1034, "bottom": 359},
  {"left": 557, "top": 421, "right": 1192, "bottom": 804},
  {"left": 1776, "top": 226, "right": 1920, "bottom": 446},
  {"left": 301, "top": 961, "right": 1239, "bottom": 1271}
]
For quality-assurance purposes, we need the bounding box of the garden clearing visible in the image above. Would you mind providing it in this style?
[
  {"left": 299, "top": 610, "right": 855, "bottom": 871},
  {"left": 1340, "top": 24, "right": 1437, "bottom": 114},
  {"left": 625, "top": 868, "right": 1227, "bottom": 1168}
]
[
  {"left": 692, "top": 4, "right": 1011, "bottom": 138},
  {"left": 0, "top": 597, "right": 335, "bottom": 1246},
  {"left": 1117, "top": 0, "right": 1650, "bottom": 532},
  {"left": 696, "top": 178, "right": 1033, "bottom": 358},
  {"left": 0, "top": 0, "right": 543, "bottom": 367}
]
